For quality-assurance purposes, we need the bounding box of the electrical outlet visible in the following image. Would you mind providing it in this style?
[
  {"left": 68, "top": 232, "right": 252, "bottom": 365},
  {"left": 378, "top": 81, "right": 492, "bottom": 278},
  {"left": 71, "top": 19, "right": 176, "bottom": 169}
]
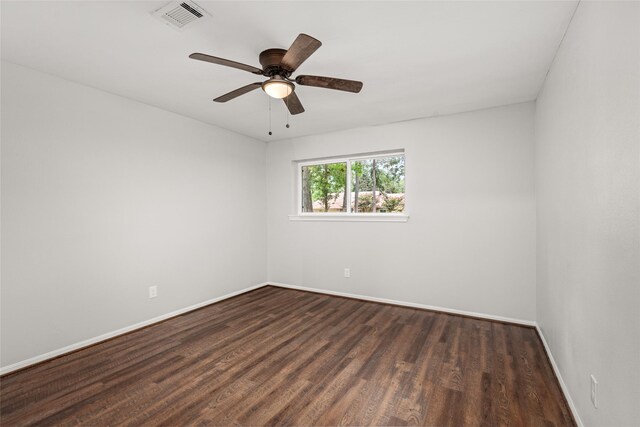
[
  {"left": 590, "top": 374, "right": 598, "bottom": 408},
  {"left": 344, "top": 268, "right": 351, "bottom": 278},
  {"left": 148, "top": 286, "right": 158, "bottom": 299}
]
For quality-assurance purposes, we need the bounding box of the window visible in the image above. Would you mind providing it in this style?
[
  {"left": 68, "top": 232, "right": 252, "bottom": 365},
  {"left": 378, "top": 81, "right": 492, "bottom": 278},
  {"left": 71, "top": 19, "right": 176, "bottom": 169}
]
[{"left": 296, "top": 152, "right": 406, "bottom": 220}]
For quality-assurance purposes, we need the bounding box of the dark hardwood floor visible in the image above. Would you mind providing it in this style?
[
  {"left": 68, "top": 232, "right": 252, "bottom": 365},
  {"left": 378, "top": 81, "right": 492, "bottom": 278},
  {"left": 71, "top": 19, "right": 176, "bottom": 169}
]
[{"left": 0, "top": 286, "right": 575, "bottom": 426}]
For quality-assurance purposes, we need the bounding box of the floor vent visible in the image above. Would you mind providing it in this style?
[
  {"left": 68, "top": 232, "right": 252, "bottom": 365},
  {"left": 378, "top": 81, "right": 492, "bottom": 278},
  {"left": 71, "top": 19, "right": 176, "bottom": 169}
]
[{"left": 152, "top": 1, "right": 210, "bottom": 31}]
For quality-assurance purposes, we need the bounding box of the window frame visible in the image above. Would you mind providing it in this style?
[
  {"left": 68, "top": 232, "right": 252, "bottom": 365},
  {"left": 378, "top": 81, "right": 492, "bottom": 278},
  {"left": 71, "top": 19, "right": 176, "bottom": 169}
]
[{"left": 293, "top": 151, "right": 408, "bottom": 222}]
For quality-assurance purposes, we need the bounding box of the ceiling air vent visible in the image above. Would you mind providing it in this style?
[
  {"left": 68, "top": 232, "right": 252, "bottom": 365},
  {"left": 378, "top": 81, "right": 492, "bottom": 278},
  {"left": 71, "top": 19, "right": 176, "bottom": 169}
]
[{"left": 152, "top": 1, "right": 210, "bottom": 31}]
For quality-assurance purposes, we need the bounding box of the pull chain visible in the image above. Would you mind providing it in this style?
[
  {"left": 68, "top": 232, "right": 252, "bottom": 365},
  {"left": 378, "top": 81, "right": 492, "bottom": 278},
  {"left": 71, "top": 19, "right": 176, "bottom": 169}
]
[
  {"left": 285, "top": 94, "right": 290, "bottom": 129},
  {"left": 268, "top": 97, "right": 272, "bottom": 136}
]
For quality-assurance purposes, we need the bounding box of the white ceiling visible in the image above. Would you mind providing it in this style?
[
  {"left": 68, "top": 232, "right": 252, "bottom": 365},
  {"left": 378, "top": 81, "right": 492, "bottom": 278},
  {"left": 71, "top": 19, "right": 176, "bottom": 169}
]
[{"left": 1, "top": 1, "right": 577, "bottom": 142}]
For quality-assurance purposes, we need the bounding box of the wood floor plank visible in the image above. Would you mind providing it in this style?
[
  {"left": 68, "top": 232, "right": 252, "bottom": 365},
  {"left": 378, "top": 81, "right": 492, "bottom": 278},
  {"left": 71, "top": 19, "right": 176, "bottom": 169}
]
[{"left": 0, "top": 286, "right": 576, "bottom": 426}]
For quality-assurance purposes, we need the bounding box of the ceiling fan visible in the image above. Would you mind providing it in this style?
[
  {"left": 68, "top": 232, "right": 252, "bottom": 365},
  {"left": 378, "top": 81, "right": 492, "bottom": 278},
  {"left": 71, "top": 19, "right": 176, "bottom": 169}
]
[{"left": 189, "top": 34, "right": 363, "bottom": 115}]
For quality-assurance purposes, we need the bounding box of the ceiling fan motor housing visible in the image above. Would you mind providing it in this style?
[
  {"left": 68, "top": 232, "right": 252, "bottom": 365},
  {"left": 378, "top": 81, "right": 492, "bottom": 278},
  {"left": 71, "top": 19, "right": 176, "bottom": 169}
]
[{"left": 259, "top": 48, "right": 291, "bottom": 77}]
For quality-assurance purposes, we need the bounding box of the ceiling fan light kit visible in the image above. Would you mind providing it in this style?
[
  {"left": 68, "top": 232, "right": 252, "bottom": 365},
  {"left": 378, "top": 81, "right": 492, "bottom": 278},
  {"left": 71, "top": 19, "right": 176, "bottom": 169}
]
[
  {"left": 262, "top": 77, "right": 294, "bottom": 99},
  {"left": 189, "top": 33, "right": 363, "bottom": 116}
]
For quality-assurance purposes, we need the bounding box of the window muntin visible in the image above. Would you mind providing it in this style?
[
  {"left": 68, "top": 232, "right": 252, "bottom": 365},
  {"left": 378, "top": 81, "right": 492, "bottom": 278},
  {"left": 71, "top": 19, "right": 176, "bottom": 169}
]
[{"left": 299, "top": 152, "right": 405, "bottom": 215}]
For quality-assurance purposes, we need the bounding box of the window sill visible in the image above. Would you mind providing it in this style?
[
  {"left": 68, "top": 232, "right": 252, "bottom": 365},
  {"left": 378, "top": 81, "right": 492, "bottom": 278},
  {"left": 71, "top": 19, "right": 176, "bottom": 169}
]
[{"left": 288, "top": 214, "right": 409, "bottom": 222}]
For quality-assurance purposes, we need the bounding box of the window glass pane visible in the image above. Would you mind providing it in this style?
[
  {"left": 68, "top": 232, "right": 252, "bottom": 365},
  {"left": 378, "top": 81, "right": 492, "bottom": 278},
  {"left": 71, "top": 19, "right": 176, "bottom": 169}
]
[
  {"left": 351, "top": 155, "right": 405, "bottom": 213},
  {"left": 301, "top": 162, "right": 347, "bottom": 213}
]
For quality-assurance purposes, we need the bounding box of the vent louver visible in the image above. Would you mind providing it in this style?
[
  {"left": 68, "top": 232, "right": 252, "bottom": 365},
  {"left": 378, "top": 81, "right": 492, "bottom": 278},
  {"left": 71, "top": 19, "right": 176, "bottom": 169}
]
[{"left": 152, "top": 1, "right": 210, "bottom": 31}]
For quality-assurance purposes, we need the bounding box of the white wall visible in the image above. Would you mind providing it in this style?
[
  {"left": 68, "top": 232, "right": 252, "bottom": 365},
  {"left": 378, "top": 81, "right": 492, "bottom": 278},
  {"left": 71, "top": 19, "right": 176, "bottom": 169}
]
[
  {"left": 535, "top": 2, "right": 640, "bottom": 426},
  {"left": 267, "top": 102, "right": 536, "bottom": 321},
  {"left": 0, "top": 62, "right": 267, "bottom": 368}
]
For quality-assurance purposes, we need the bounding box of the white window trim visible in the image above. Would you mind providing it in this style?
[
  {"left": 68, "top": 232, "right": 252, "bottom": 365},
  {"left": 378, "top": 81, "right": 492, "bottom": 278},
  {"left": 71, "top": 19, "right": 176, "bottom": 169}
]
[
  {"left": 291, "top": 151, "right": 408, "bottom": 222},
  {"left": 288, "top": 213, "right": 409, "bottom": 222}
]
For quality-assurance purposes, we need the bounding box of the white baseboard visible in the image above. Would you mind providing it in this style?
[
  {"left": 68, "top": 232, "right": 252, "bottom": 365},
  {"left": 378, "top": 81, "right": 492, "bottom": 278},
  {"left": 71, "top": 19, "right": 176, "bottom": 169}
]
[
  {"left": 266, "top": 282, "right": 536, "bottom": 327},
  {"left": 0, "top": 282, "right": 269, "bottom": 376},
  {"left": 535, "top": 325, "right": 584, "bottom": 427}
]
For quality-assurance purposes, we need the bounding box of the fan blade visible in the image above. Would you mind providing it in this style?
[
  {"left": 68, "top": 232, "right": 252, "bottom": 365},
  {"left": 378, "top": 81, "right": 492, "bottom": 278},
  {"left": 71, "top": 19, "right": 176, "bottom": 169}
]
[
  {"left": 296, "top": 75, "right": 363, "bottom": 93},
  {"left": 280, "top": 34, "right": 322, "bottom": 72},
  {"left": 214, "top": 83, "right": 262, "bottom": 103},
  {"left": 189, "top": 53, "right": 263, "bottom": 75},
  {"left": 283, "top": 91, "right": 305, "bottom": 115}
]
